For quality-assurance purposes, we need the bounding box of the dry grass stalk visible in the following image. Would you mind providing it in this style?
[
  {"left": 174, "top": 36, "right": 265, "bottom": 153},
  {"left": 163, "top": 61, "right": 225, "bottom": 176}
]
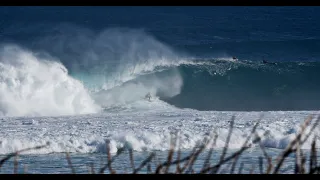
[
  {"left": 220, "top": 116, "right": 235, "bottom": 162},
  {"left": 238, "top": 162, "right": 244, "bottom": 174},
  {"left": 200, "top": 117, "right": 261, "bottom": 174},
  {"left": 257, "top": 134, "right": 273, "bottom": 174},
  {"left": 229, "top": 153, "right": 240, "bottom": 174},
  {"left": 273, "top": 116, "right": 314, "bottom": 174},
  {"left": 175, "top": 135, "right": 182, "bottom": 173},
  {"left": 147, "top": 163, "right": 152, "bottom": 174},
  {"left": 129, "top": 148, "right": 135, "bottom": 172},
  {"left": 91, "top": 163, "right": 95, "bottom": 174},
  {"left": 66, "top": 152, "right": 75, "bottom": 174},
  {"left": 258, "top": 156, "right": 263, "bottom": 174},
  {"left": 99, "top": 140, "right": 125, "bottom": 174},
  {"left": 178, "top": 145, "right": 198, "bottom": 173},
  {"left": 133, "top": 152, "right": 155, "bottom": 174},
  {"left": 309, "top": 138, "right": 317, "bottom": 174},
  {"left": 23, "top": 164, "right": 28, "bottom": 174},
  {"left": 250, "top": 163, "right": 255, "bottom": 174},
  {"left": 0, "top": 143, "right": 48, "bottom": 169},
  {"left": 185, "top": 136, "right": 211, "bottom": 173},
  {"left": 295, "top": 139, "right": 302, "bottom": 174},
  {"left": 164, "top": 134, "right": 177, "bottom": 173},
  {"left": 301, "top": 149, "right": 306, "bottom": 173},
  {"left": 106, "top": 140, "right": 115, "bottom": 174},
  {"left": 13, "top": 155, "right": 18, "bottom": 174},
  {"left": 202, "top": 131, "right": 218, "bottom": 171},
  {"left": 155, "top": 139, "right": 200, "bottom": 174},
  {"left": 156, "top": 152, "right": 192, "bottom": 174},
  {"left": 210, "top": 116, "right": 235, "bottom": 174},
  {"left": 300, "top": 115, "right": 320, "bottom": 146}
]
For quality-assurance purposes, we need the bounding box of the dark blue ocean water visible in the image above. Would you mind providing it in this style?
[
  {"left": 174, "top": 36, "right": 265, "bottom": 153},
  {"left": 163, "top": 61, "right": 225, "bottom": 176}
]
[
  {"left": 1, "top": 6, "right": 319, "bottom": 61},
  {"left": 0, "top": 6, "right": 320, "bottom": 111}
]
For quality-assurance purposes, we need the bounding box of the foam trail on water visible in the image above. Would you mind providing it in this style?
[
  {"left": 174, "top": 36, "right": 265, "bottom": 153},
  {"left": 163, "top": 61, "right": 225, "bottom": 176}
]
[{"left": 0, "top": 45, "right": 100, "bottom": 117}]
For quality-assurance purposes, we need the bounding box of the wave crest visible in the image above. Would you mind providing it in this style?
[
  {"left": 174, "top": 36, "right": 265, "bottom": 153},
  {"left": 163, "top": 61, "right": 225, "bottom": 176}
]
[{"left": 0, "top": 45, "right": 100, "bottom": 117}]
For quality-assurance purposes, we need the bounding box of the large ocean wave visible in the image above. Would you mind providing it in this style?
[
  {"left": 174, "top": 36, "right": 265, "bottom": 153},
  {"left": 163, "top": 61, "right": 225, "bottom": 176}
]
[{"left": 0, "top": 27, "right": 319, "bottom": 117}]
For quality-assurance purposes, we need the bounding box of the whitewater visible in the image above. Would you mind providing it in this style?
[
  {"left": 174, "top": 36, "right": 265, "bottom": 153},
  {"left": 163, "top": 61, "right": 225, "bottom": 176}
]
[
  {"left": 0, "top": 109, "right": 318, "bottom": 155},
  {"left": 0, "top": 28, "right": 319, "bottom": 156}
]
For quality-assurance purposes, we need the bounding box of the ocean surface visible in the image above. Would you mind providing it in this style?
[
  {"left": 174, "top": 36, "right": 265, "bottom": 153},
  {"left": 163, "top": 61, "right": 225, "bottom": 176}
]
[{"left": 0, "top": 6, "right": 320, "bottom": 173}]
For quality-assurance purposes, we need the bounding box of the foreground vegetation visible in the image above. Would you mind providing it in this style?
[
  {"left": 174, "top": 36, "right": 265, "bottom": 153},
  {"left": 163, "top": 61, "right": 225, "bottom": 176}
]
[{"left": 1, "top": 115, "right": 320, "bottom": 174}]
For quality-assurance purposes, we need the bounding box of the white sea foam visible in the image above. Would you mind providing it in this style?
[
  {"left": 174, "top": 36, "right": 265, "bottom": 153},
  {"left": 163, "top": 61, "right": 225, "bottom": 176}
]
[
  {"left": 0, "top": 110, "right": 318, "bottom": 154},
  {"left": 0, "top": 45, "right": 100, "bottom": 117}
]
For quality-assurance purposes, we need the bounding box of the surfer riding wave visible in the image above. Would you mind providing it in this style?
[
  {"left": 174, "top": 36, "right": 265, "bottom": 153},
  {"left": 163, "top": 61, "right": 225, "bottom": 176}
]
[{"left": 145, "top": 92, "right": 152, "bottom": 101}]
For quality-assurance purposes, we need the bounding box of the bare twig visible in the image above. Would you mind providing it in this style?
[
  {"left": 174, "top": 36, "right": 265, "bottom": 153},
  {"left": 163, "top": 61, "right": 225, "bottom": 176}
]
[
  {"left": 164, "top": 134, "right": 177, "bottom": 173},
  {"left": 13, "top": 155, "right": 18, "bottom": 174},
  {"left": 158, "top": 140, "right": 200, "bottom": 174},
  {"left": 99, "top": 140, "right": 125, "bottom": 174},
  {"left": 147, "top": 163, "right": 152, "bottom": 174},
  {"left": 229, "top": 153, "right": 240, "bottom": 174},
  {"left": 300, "top": 115, "right": 320, "bottom": 145},
  {"left": 259, "top": 156, "right": 263, "bottom": 174},
  {"left": 156, "top": 153, "right": 193, "bottom": 174},
  {"left": 0, "top": 144, "right": 48, "bottom": 169},
  {"left": 201, "top": 145, "right": 251, "bottom": 173},
  {"left": 66, "top": 152, "right": 75, "bottom": 174},
  {"left": 309, "top": 138, "right": 317, "bottom": 174},
  {"left": 185, "top": 135, "right": 213, "bottom": 173},
  {"left": 185, "top": 143, "right": 206, "bottom": 173},
  {"left": 301, "top": 149, "right": 306, "bottom": 174},
  {"left": 87, "top": 164, "right": 91, "bottom": 174},
  {"left": 273, "top": 116, "right": 313, "bottom": 174},
  {"left": 133, "top": 152, "right": 155, "bottom": 174},
  {"left": 295, "top": 140, "right": 301, "bottom": 174},
  {"left": 238, "top": 162, "right": 244, "bottom": 174},
  {"left": 179, "top": 146, "right": 197, "bottom": 173},
  {"left": 221, "top": 116, "right": 235, "bottom": 162},
  {"left": 129, "top": 148, "right": 135, "bottom": 173},
  {"left": 23, "top": 164, "right": 28, "bottom": 174},
  {"left": 202, "top": 131, "right": 218, "bottom": 170},
  {"left": 258, "top": 137, "right": 273, "bottom": 174},
  {"left": 176, "top": 135, "right": 182, "bottom": 173},
  {"left": 154, "top": 154, "right": 161, "bottom": 173},
  {"left": 250, "top": 164, "right": 256, "bottom": 174},
  {"left": 99, "top": 158, "right": 103, "bottom": 172},
  {"left": 106, "top": 140, "right": 115, "bottom": 174},
  {"left": 201, "top": 117, "right": 261, "bottom": 174},
  {"left": 90, "top": 163, "right": 95, "bottom": 174},
  {"left": 211, "top": 116, "right": 235, "bottom": 174}
]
